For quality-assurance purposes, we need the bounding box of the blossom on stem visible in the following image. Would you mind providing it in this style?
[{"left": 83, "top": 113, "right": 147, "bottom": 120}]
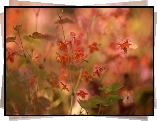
[
  {"left": 117, "top": 39, "right": 138, "bottom": 53},
  {"left": 81, "top": 69, "right": 93, "bottom": 83},
  {"left": 66, "top": 32, "right": 82, "bottom": 48},
  {"left": 93, "top": 65, "right": 106, "bottom": 78},
  {"left": 56, "top": 52, "right": 71, "bottom": 66},
  {"left": 32, "top": 50, "right": 42, "bottom": 64},
  {"left": 6, "top": 49, "right": 18, "bottom": 63},
  {"left": 76, "top": 90, "right": 88, "bottom": 99},
  {"left": 88, "top": 42, "right": 99, "bottom": 53},
  {"left": 57, "top": 40, "right": 67, "bottom": 51},
  {"left": 60, "top": 82, "right": 69, "bottom": 92}
]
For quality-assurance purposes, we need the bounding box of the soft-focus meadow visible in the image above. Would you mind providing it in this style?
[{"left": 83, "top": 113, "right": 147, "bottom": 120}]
[{"left": 6, "top": 8, "right": 153, "bottom": 115}]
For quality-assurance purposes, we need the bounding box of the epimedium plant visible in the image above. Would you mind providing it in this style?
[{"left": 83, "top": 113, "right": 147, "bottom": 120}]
[{"left": 6, "top": 8, "right": 137, "bottom": 115}]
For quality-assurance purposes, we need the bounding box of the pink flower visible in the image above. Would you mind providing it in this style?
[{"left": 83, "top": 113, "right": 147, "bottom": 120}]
[
  {"left": 32, "top": 50, "right": 41, "bottom": 64},
  {"left": 88, "top": 42, "right": 99, "bottom": 53},
  {"left": 93, "top": 65, "right": 106, "bottom": 78}
]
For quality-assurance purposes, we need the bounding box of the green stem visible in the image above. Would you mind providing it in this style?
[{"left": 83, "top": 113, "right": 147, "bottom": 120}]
[{"left": 98, "top": 104, "right": 101, "bottom": 115}]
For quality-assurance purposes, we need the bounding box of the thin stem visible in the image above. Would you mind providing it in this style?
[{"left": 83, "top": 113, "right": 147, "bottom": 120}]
[
  {"left": 56, "top": 10, "right": 66, "bottom": 42},
  {"left": 98, "top": 104, "right": 101, "bottom": 115},
  {"left": 17, "top": 31, "right": 26, "bottom": 57}
]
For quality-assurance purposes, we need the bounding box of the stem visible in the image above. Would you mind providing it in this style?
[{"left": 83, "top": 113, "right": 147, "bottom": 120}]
[
  {"left": 18, "top": 31, "right": 26, "bottom": 57},
  {"left": 98, "top": 104, "right": 101, "bottom": 115},
  {"left": 56, "top": 10, "right": 66, "bottom": 42}
]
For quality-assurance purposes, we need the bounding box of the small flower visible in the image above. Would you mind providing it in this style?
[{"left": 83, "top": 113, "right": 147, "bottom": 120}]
[
  {"left": 56, "top": 52, "right": 71, "bottom": 66},
  {"left": 93, "top": 65, "right": 106, "bottom": 78},
  {"left": 82, "top": 69, "right": 93, "bottom": 83},
  {"left": 57, "top": 40, "right": 67, "bottom": 51},
  {"left": 30, "top": 75, "right": 37, "bottom": 87},
  {"left": 58, "top": 68, "right": 70, "bottom": 82},
  {"left": 6, "top": 49, "right": 18, "bottom": 63},
  {"left": 88, "top": 42, "right": 99, "bottom": 53},
  {"left": 13, "top": 24, "right": 22, "bottom": 31},
  {"left": 76, "top": 90, "right": 88, "bottom": 99},
  {"left": 122, "top": 91, "right": 134, "bottom": 106},
  {"left": 66, "top": 32, "right": 82, "bottom": 48},
  {"left": 60, "top": 82, "right": 69, "bottom": 92},
  {"left": 32, "top": 50, "right": 42, "bottom": 64},
  {"left": 73, "top": 48, "right": 84, "bottom": 61},
  {"left": 117, "top": 39, "right": 138, "bottom": 53}
]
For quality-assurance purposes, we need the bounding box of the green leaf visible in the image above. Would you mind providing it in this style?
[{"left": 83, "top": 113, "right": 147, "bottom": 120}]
[
  {"left": 88, "top": 102, "right": 98, "bottom": 108},
  {"left": 24, "top": 36, "right": 41, "bottom": 43},
  {"left": 99, "top": 82, "right": 123, "bottom": 92},
  {"left": 89, "top": 95, "right": 105, "bottom": 104},
  {"left": 55, "top": 17, "right": 74, "bottom": 24},
  {"left": 6, "top": 36, "right": 16, "bottom": 43},
  {"left": 77, "top": 100, "right": 90, "bottom": 110},
  {"left": 106, "top": 94, "right": 122, "bottom": 101}
]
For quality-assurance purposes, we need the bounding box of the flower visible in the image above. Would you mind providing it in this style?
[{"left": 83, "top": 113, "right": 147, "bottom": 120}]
[
  {"left": 60, "top": 82, "right": 69, "bottom": 92},
  {"left": 66, "top": 32, "right": 82, "bottom": 48},
  {"left": 56, "top": 52, "right": 71, "bottom": 66},
  {"left": 82, "top": 69, "right": 93, "bottom": 83},
  {"left": 73, "top": 48, "right": 84, "bottom": 61},
  {"left": 6, "top": 49, "right": 18, "bottom": 63},
  {"left": 93, "top": 65, "right": 106, "bottom": 78},
  {"left": 76, "top": 90, "right": 88, "bottom": 99},
  {"left": 30, "top": 75, "right": 37, "bottom": 87},
  {"left": 88, "top": 42, "right": 99, "bottom": 53},
  {"left": 57, "top": 40, "right": 67, "bottom": 51},
  {"left": 58, "top": 68, "right": 70, "bottom": 82},
  {"left": 117, "top": 39, "right": 138, "bottom": 53},
  {"left": 122, "top": 91, "right": 134, "bottom": 106},
  {"left": 32, "top": 50, "right": 42, "bottom": 64}
]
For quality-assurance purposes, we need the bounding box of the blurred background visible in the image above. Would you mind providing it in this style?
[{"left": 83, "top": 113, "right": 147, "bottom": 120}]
[{"left": 6, "top": 7, "right": 153, "bottom": 115}]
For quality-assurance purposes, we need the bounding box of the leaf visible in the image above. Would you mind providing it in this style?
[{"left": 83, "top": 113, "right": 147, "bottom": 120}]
[
  {"left": 89, "top": 95, "right": 105, "bottom": 104},
  {"left": 88, "top": 102, "right": 98, "bottom": 108},
  {"left": 29, "top": 32, "right": 44, "bottom": 39},
  {"left": 13, "top": 24, "right": 22, "bottom": 31},
  {"left": 106, "top": 94, "right": 122, "bottom": 101},
  {"left": 55, "top": 17, "right": 74, "bottom": 24},
  {"left": 6, "top": 36, "right": 16, "bottom": 43},
  {"left": 77, "top": 99, "right": 90, "bottom": 110},
  {"left": 99, "top": 82, "right": 123, "bottom": 92}
]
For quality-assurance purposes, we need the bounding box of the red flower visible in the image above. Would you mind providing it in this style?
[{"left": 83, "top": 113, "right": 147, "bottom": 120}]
[
  {"left": 30, "top": 75, "right": 37, "bottom": 87},
  {"left": 57, "top": 40, "right": 67, "bottom": 51},
  {"left": 82, "top": 69, "right": 93, "bottom": 83},
  {"left": 76, "top": 90, "right": 88, "bottom": 99},
  {"left": 60, "top": 82, "right": 69, "bottom": 92},
  {"left": 58, "top": 68, "right": 70, "bottom": 82},
  {"left": 117, "top": 39, "right": 138, "bottom": 53},
  {"left": 88, "top": 42, "right": 99, "bottom": 53},
  {"left": 56, "top": 52, "right": 71, "bottom": 66},
  {"left": 93, "top": 65, "right": 106, "bottom": 78},
  {"left": 6, "top": 49, "right": 18, "bottom": 63},
  {"left": 73, "top": 48, "right": 84, "bottom": 61},
  {"left": 32, "top": 50, "right": 41, "bottom": 64}
]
